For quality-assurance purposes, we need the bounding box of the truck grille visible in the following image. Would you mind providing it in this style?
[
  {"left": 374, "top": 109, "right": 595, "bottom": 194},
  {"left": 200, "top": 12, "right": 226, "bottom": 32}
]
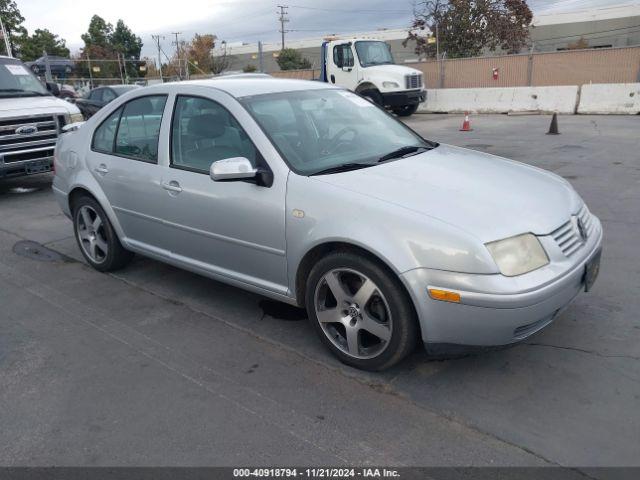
[
  {"left": 405, "top": 73, "right": 423, "bottom": 90},
  {"left": 0, "top": 115, "right": 61, "bottom": 165},
  {"left": 550, "top": 205, "right": 595, "bottom": 257}
]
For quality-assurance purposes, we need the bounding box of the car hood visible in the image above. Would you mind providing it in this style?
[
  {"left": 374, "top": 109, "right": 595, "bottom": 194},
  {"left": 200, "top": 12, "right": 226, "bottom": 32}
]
[
  {"left": 313, "top": 144, "right": 581, "bottom": 243},
  {"left": 363, "top": 63, "right": 421, "bottom": 76},
  {"left": 0, "top": 95, "right": 79, "bottom": 118}
]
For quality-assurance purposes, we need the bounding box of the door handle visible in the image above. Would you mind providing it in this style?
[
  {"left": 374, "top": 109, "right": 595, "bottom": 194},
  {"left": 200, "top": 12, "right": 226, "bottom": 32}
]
[
  {"left": 162, "top": 181, "right": 183, "bottom": 193},
  {"left": 94, "top": 164, "right": 108, "bottom": 175}
]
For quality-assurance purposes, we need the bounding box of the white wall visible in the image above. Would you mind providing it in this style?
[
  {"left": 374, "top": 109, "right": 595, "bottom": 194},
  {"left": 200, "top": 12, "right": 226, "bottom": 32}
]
[
  {"left": 419, "top": 86, "right": 579, "bottom": 114},
  {"left": 578, "top": 83, "right": 640, "bottom": 114}
]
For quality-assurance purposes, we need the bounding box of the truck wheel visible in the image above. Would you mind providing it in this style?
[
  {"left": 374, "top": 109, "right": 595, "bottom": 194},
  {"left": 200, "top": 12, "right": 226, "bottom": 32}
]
[
  {"left": 360, "top": 89, "right": 382, "bottom": 106},
  {"left": 393, "top": 104, "right": 419, "bottom": 117},
  {"left": 306, "top": 251, "right": 418, "bottom": 371}
]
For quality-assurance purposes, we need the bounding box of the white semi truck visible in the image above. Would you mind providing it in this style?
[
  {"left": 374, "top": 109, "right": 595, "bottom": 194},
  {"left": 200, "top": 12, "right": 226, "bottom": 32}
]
[{"left": 318, "top": 38, "right": 426, "bottom": 116}]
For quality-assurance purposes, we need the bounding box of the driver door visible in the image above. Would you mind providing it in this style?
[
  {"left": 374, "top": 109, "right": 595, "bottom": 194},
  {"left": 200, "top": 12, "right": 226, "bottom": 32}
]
[{"left": 330, "top": 43, "right": 358, "bottom": 90}]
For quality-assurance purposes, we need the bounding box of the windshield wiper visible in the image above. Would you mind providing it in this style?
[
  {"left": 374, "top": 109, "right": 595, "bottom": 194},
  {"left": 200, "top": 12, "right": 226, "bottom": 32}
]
[
  {"left": 310, "top": 163, "right": 374, "bottom": 176},
  {"left": 378, "top": 146, "right": 428, "bottom": 162}
]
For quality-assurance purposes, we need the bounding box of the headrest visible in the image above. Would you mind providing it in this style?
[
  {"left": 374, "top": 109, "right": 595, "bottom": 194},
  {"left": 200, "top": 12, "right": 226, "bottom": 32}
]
[{"left": 186, "top": 114, "right": 226, "bottom": 139}]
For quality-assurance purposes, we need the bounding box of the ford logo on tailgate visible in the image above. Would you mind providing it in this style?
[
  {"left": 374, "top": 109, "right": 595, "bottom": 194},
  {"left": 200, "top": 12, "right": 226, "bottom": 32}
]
[{"left": 15, "top": 125, "right": 38, "bottom": 135}]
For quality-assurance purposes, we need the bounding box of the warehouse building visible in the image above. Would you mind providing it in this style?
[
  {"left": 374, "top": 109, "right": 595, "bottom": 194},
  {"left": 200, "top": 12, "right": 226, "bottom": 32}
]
[{"left": 216, "top": 3, "right": 640, "bottom": 73}]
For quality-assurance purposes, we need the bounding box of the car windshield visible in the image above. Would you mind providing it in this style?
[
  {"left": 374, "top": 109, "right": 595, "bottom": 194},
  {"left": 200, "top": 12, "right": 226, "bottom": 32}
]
[
  {"left": 241, "top": 89, "right": 431, "bottom": 176},
  {"left": 355, "top": 41, "right": 394, "bottom": 67},
  {"left": 0, "top": 58, "right": 48, "bottom": 97}
]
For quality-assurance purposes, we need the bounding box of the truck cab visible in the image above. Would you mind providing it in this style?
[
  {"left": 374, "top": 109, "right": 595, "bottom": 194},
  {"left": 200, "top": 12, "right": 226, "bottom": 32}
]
[
  {"left": 0, "top": 56, "right": 83, "bottom": 179},
  {"left": 320, "top": 39, "right": 426, "bottom": 116}
]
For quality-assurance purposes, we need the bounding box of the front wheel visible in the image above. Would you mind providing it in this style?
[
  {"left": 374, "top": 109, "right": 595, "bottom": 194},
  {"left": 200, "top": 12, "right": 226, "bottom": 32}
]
[
  {"left": 392, "top": 104, "right": 419, "bottom": 117},
  {"left": 306, "top": 252, "right": 418, "bottom": 371},
  {"left": 72, "top": 195, "right": 133, "bottom": 272}
]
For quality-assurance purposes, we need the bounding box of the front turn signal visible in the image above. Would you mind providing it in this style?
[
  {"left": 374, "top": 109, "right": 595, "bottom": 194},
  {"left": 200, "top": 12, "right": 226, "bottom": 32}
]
[{"left": 428, "top": 288, "right": 461, "bottom": 303}]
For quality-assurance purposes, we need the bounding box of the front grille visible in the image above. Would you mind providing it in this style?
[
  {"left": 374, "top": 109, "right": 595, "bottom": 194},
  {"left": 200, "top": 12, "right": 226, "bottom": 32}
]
[
  {"left": 550, "top": 205, "right": 595, "bottom": 257},
  {"left": 0, "top": 115, "right": 60, "bottom": 165},
  {"left": 405, "top": 73, "right": 423, "bottom": 90}
]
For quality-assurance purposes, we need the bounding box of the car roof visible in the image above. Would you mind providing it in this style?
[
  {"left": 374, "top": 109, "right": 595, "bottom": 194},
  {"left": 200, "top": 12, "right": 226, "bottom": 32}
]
[
  {"left": 110, "top": 85, "right": 141, "bottom": 91},
  {"left": 148, "top": 77, "right": 338, "bottom": 98}
]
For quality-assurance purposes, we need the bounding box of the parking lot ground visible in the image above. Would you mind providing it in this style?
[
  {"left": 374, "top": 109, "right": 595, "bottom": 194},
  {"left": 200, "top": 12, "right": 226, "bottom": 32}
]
[{"left": 0, "top": 114, "right": 639, "bottom": 468}]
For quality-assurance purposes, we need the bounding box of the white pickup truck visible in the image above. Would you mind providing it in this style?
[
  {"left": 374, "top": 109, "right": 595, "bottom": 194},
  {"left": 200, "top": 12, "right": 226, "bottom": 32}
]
[
  {"left": 0, "top": 55, "right": 83, "bottom": 179},
  {"left": 318, "top": 39, "right": 426, "bottom": 116}
]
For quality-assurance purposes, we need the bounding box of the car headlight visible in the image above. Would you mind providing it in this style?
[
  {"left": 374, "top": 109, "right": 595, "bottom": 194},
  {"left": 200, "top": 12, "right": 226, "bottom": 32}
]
[
  {"left": 69, "top": 113, "right": 84, "bottom": 123},
  {"left": 485, "top": 233, "right": 549, "bottom": 277},
  {"left": 382, "top": 81, "right": 399, "bottom": 89}
]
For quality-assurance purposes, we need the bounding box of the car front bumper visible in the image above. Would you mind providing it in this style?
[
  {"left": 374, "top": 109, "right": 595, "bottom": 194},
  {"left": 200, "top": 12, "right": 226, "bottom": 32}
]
[
  {"left": 401, "top": 216, "right": 603, "bottom": 349},
  {"left": 0, "top": 157, "right": 53, "bottom": 178},
  {"left": 381, "top": 89, "right": 426, "bottom": 107}
]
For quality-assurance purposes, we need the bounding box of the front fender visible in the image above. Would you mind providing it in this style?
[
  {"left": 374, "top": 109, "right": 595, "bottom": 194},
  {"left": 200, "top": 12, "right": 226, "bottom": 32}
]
[{"left": 285, "top": 174, "right": 498, "bottom": 297}]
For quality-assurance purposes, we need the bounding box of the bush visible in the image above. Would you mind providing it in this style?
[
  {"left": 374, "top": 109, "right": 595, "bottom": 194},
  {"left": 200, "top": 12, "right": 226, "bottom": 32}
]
[
  {"left": 277, "top": 48, "right": 312, "bottom": 71},
  {"left": 243, "top": 64, "right": 257, "bottom": 73}
]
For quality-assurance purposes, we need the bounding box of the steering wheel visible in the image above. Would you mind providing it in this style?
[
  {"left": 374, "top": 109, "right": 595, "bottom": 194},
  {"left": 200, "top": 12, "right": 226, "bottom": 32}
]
[{"left": 325, "top": 126, "right": 359, "bottom": 155}]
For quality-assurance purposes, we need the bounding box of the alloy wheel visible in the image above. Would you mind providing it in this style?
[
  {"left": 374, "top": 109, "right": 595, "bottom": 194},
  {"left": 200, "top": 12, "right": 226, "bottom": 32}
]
[
  {"left": 76, "top": 205, "right": 108, "bottom": 264},
  {"left": 314, "top": 268, "right": 392, "bottom": 359}
]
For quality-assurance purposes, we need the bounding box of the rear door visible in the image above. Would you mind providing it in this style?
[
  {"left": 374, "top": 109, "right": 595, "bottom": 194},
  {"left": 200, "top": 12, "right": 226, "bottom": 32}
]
[{"left": 85, "top": 94, "right": 174, "bottom": 252}]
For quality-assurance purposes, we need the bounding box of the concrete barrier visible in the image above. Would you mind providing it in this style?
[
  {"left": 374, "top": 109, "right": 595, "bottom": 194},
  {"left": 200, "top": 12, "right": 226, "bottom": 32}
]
[
  {"left": 578, "top": 83, "right": 640, "bottom": 114},
  {"left": 418, "top": 86, "right": 579, "bottom": 114}
]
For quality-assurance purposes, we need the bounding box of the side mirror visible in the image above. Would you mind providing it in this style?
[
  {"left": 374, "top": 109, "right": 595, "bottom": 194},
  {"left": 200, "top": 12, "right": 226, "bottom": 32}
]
[
  {"left": 210, "top": 157, "right": 257, "bottom": 182},
  {"left": 46, "top": 81, "right": 60, "bottom": 97}
]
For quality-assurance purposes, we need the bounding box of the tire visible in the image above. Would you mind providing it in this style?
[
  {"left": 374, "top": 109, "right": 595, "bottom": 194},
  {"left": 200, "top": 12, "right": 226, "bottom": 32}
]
[
  {"left": 360, "top": 89, "right": 383, "bottom": 106},
  {"left": 393, "top": 104, "right": 419, "bottom": 117},
  {"left": 305, "top": 251, "right": 418, "bottom": 371},
  {"left": 72, "top": 195, "right": 133, "bottom": 272}
]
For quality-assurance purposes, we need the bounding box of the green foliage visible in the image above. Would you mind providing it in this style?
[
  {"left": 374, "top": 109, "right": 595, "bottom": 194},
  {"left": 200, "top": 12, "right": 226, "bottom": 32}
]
[
  {"left": 406, "top": 0, "right": 533, "bottom": 59},
  {"left": 243, "top": 64, "right": 257, "bottom": 73},
  {"left": 78, "top": 15, "right": 144, "bottom": 79},
  {"left": 276, "top": 48, "right": 312, "bottom": 70},
  {"left": 0, "top": 0, "right": 26, "bottom": 55},
  {"left": 17, "top": 29, "right": 69, "bottom": 61}
]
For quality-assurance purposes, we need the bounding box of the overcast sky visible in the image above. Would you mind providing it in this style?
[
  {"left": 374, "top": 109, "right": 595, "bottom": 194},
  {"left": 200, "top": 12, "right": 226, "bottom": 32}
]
[{"left": 16, "top": 0, "right": 630, "bottom": 59}]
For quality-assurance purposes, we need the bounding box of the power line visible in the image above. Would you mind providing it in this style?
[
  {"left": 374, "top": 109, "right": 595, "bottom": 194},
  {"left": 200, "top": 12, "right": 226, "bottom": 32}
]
[
  {"left": 288, "top": 5, "right": 409, "bottom": 14},
  {"left": 277, "top": 5, "right": 290, "bottom": 49}
]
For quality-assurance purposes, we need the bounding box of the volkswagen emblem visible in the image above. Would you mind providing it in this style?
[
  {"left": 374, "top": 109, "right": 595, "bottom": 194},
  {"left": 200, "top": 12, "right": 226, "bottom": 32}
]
[{"left": 15, "top": 125, "right": 38, "bottom": 135}]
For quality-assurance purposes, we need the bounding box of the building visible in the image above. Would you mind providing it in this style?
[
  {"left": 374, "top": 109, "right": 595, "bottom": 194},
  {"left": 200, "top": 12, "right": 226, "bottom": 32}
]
[{"left": 216, "top": 3, "right": 640, "bottom": 73}]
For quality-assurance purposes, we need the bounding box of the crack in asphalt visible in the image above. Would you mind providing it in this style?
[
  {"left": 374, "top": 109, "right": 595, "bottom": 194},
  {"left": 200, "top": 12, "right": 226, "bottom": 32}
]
[{"left": 524, "top": 342, "right": 640, "bottom": 362}]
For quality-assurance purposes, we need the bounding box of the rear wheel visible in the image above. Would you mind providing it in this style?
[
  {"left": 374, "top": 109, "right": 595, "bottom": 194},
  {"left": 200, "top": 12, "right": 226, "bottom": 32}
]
[
  {"left": 306, "top": 252, "right": 418, "bottom": 371},
  {"left": 72, "top": 195, "right": 133, "bottom": 272},
  {"left": 393, "top": 104, "right": 419, "bottom": 117}
]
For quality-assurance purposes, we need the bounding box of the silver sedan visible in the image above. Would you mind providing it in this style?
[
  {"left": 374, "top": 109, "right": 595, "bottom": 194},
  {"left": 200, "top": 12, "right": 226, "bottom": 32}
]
[{"left": 52, "top": 78, "right": 603, "bottom": 370}]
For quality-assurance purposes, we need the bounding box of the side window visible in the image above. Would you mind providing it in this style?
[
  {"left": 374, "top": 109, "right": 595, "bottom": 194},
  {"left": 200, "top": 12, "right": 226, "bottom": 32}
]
[
  {"left": 171, "top": 95, "right": 257, "bottom": 173},
  {"left": 333, "top": 45, "right": 353, "bottom": 68},
  {"left": 102, "top": 89, "right": 117, "bottom": 103},
  {"left": 89, "top": 89, "right": 103, "bottom": 101},
  {"left": 92, "top": 107, "right": 122, "bottom": 153},
  {"left": 115, "top": 95, "right": 167, "bottom": 163}
]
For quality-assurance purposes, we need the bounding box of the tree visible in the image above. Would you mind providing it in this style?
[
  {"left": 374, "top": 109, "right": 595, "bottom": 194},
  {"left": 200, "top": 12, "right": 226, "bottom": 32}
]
[
  {"left": 18, "top": 29, "right": 70, "bottom": 61},
  {"left": 277, "top": 48, "right": 312, "bottom": 70},
  {"left": 186, "top": 34, "right": 216, "bottom": 73},
  {"left": 0, "top": 0, "right": 26, "bottom": 55},
  {"left": 111, "top": 20, "right": 143, "bottom": 77},
  {"left": 405, "top": 0, "right": 533, "bottom": 59},
  {"left": 243, "top": 64, "right": 257, "bottom": 73}
]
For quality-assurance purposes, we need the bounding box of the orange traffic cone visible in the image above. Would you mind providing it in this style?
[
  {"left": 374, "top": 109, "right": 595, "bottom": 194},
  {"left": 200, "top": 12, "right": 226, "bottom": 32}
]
[{"left": 460, "top": 112, "right": 473, "bottom": 131}]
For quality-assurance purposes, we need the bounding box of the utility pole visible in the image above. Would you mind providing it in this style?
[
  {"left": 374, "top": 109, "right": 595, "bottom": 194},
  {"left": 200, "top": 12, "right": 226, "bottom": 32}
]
[
  {"left": 152, "top": 34, "right": 164, "bottom": 81},
  {"left": 172, "top": 32, "right": 182, "bottom": 79},
  {"left": 0, "top": 14, "right": 12, "bottom": 57},
  {"left": 277, "top": 5, "right": 289, "bottom": 50}
]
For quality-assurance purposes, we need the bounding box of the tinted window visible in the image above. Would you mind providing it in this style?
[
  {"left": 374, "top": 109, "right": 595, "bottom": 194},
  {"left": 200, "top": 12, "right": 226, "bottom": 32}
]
[
  {"left": 102, "top": 88, "right": 117, "bottom": 103},
  {"left": 89, "top": 89, "right": 103, "bottom": 101},
  {"left": 92, "top": 107, "right": 122, "bottom": 153},
  {"left": 333, "top": 44, "right": 354, "bottom": 68},
  {"left": 171, "top": 96, "right": 257, "bottom": 173},
  {"left": 115, "top": 95, "right": 167, "bottom": 162}
]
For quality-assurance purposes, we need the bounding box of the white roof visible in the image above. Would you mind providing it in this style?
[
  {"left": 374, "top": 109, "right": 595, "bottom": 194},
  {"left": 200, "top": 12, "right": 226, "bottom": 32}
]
[{"left": 534, "top": 2, "right": 640, "bottom": 27}]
